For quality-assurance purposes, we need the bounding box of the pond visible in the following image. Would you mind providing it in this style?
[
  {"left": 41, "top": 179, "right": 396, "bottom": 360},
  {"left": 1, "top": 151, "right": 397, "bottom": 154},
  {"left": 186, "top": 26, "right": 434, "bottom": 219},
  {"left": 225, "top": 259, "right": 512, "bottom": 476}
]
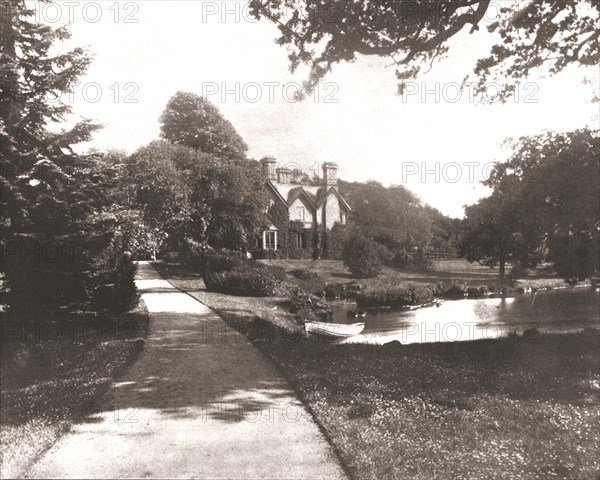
[{"left": 327, "top": 288, "right": 600, "bottom": 345}]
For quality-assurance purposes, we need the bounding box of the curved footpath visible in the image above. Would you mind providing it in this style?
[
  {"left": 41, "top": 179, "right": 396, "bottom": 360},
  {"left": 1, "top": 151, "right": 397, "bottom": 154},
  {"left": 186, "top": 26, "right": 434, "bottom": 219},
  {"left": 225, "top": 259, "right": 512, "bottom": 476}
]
[{"left": 26, "top": 262, "right": 346, "bottom": 479}]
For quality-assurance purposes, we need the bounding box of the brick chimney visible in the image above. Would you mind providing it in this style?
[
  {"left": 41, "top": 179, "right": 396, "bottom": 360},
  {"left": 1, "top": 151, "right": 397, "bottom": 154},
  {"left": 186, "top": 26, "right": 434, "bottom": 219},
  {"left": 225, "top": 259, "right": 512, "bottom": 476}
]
[
  {"left": 322, "top": 162, "right": 338, "bottom": 186},
  {"left": 260, "top": 156, "right": 278, "bottom": 181},
  {"left": 276, "top": 167, "right": 291, "bottom": 184}
]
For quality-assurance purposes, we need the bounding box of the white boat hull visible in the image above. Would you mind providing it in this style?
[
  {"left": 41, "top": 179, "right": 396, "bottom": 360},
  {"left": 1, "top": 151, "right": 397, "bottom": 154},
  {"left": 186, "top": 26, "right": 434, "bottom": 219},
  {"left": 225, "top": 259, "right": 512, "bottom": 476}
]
[{"left": 305, "top": 321, "right": 365, "bottom": 339}]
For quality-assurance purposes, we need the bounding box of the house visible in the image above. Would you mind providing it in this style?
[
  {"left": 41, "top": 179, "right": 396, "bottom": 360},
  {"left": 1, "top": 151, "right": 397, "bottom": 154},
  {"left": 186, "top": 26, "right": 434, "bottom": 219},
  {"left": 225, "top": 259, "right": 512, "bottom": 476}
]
[{"left": 259, "top": 156, "right": 351, "bottom": 253}]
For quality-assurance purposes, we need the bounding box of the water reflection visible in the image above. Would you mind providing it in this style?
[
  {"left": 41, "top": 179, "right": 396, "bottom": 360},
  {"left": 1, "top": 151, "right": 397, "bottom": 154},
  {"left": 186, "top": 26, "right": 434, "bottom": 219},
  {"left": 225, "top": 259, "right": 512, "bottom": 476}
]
[{"left": 327, "top": 289, "right": 600, "bottom": 345}]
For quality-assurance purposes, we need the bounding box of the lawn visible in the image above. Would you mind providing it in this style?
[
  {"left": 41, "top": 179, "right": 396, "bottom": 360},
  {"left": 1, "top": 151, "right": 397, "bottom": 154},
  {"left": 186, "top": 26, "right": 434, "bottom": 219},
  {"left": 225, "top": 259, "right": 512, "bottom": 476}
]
[
  {"left": 0, "top": 304, "right": 149, "bottom": 478},
  {"left": 264, "top": 335, "right": 599, "bottom": 480},
  {"left": 259, "top": 258, "right": 580, "bottom": 296},
  {"left": 156, "top": 260, "right": 600, "bottom": 480}
]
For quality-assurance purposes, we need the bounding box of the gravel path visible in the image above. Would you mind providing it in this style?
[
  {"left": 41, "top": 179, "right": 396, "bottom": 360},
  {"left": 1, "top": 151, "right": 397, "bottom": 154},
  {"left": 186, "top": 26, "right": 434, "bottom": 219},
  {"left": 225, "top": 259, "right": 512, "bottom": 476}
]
[{"left": 26, "top": 262, "right": 345, "bottom": 479}]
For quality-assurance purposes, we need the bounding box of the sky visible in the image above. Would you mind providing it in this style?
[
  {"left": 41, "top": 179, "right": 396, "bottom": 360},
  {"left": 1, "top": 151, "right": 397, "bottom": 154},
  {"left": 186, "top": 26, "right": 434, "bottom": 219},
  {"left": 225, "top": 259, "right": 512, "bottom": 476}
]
[{"left": 38, "top": 0, "right": 599, "bottom": 218}]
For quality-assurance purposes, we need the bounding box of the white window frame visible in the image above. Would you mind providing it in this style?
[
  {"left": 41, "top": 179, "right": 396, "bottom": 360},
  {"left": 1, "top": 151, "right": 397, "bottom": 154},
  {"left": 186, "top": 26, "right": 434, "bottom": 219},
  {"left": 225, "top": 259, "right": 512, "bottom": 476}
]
[
  {"left": 296, "top": 205, "right": 306, "bottom": 222},
  {"left": 263, "top": 230, "right": 278, "bottom": 250}
]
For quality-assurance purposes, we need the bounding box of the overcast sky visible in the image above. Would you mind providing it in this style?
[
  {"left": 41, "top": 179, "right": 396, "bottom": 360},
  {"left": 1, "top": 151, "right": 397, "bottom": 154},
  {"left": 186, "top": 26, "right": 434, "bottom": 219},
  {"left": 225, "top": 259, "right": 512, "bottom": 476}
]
[{"left": 41, "top": 0, "right": 598, "bottom": 217}]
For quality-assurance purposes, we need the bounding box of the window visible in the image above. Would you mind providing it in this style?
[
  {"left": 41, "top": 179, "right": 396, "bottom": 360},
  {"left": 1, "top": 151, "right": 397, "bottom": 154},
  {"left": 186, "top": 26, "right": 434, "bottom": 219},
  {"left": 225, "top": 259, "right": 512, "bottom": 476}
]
[
  {"left": 296, "top": 232, "right": 305, "bottom": 249},
  {"left": 264, "top": 230, "right": 277, "bottom": 250},
  {"left": 296, "top": 206, "right": 306, "bottom": 222},
  {"left": 340, "top": 211, "right": 346, "bottom": 224}
]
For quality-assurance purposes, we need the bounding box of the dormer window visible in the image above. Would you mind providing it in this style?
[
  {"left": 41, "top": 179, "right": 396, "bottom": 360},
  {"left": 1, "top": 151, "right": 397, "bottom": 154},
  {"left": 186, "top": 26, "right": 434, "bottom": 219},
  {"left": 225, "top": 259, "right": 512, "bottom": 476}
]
[{"left": 297, "top": 206, "right": 306, "bottom": 222}]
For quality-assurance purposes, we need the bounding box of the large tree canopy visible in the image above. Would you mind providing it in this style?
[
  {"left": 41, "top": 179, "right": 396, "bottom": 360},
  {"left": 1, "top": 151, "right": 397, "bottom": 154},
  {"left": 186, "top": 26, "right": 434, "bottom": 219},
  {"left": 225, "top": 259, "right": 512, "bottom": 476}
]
[
  {"left": 249, "top": 0, "right": 599, "bottom": 100},
  {"left": 339, "top": 180, "right": 459, "bottom": 264},
  {"left": 122, "top": 140, "right": 267, "bottom": 254},
  {"left": 463, "top": 128, "right": 600, "bottom": 279},
  {"left": 159, "top": 91, "right": 248, "bottom": 159},
  {"left": 462, "top": 186, "right": 524, "bottom": 277}
]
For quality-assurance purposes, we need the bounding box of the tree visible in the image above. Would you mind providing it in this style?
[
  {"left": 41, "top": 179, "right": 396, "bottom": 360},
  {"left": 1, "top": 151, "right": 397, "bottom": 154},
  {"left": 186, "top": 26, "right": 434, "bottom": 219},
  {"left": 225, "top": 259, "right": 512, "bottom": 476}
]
[
  {"left": 1, "top": 0, "right": 98, "bottom": 229},
  {"left": 342, "top": 234, "right": 387, "bottom": 278},
  {"left": 463, "top": 128, "right": 600, "bottom": 279},
  {"left": 339, "top": 180, "right": 443, "bottom": 248},
  {"left": 325, "top": 222, "right": 349, "bottom": 260},
  {"left": 0, "top": 1, "right": 130, "bottom": 309},
  {"left": 462, "top": 192, "right": 523, "bottom": 278},
  {"left": 160, "top": 91, "right": 248, "bottom": 159},
  {"left": 497, "top": 129, "right": 599, "bottom": 279},
  {"left": 249, "top": 0, "right": 599, "bottom": 100},
  {"left": 123, "top": 140, "right": 195, "bottom": 252},
  {"left": 198, "top": 157, "right": 268, "bottom": 250},
  {"left": 122, "top": 140, "right": 268, "bottom": 255},
  {"left": 158, "top": 92, "right": 267, "bottom": 251}
]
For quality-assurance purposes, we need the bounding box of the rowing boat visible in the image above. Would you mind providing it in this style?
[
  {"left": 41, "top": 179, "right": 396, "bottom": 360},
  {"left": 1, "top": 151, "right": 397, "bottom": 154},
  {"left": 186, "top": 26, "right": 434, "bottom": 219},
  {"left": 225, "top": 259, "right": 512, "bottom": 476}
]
[{"left": 305, "top": 321, "right": 365, "bottom": 339}]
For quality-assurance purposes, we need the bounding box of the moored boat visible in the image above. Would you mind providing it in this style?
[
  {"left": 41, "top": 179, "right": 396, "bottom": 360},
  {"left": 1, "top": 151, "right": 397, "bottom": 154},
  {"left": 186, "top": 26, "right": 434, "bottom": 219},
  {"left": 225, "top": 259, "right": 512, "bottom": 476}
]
[{"left": 305, "top": 321, "right": 365, "bottom": 339}]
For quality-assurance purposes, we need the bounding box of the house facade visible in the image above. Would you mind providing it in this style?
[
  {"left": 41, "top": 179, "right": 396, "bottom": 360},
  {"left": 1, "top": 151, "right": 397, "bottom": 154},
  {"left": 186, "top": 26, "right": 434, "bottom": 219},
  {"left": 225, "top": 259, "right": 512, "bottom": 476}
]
[{"left": 259, "top": 156, "right": 351, "bottom": 253}]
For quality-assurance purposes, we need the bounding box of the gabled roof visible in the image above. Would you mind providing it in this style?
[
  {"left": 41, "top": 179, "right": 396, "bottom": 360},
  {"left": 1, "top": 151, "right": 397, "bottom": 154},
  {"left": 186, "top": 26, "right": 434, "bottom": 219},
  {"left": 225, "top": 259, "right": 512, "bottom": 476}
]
[
  {"left": 266, "top": 181, "right": 351, "bottom": 212},
  {"left": 264, "top": 181, "right": 289, "bottom": 206},
  {"left": 287, "top": 187, "right": 317, "bottom": 210},
  {"left": 315, "top": 186, "right": 352, "bottom": 212},
  {"left": 286, "top": 186, "right": 303, "bottom": 205}
]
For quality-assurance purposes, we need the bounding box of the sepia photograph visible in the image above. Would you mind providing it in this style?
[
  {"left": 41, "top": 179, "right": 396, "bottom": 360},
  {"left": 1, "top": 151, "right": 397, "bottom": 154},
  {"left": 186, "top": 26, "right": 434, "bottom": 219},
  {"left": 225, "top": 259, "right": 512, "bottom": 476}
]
[{"left": 1, "top": 1, "right": 599, "bottom": 478}]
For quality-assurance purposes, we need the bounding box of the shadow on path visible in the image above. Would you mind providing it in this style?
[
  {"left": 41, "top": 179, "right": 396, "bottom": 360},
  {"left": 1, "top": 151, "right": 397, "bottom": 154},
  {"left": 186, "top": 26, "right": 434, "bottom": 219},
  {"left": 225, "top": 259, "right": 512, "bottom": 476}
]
[{"left": 26, "top": 262, "right": 345, "bottom": 479}]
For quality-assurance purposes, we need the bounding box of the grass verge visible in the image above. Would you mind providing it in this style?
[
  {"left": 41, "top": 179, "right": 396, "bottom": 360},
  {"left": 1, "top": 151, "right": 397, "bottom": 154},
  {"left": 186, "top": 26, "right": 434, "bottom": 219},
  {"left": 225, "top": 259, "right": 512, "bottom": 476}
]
[
  {"left": 0, "top": 302, "right": 149, "bottom": 478},
  {"left": 156, "top": 261, "right": 600, "bottom": 480}
]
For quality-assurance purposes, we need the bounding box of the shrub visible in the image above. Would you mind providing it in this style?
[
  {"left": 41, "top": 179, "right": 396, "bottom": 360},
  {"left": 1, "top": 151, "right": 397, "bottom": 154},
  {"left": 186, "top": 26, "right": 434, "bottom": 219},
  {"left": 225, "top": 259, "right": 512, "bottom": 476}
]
[
  {"left": 312, "top": 226, "right": 323, "bottom": 260},
  {"left": 356, "top": 284, "right": 434, "bottom": 308},
  {"left": 436, "top": 283, "right": 466, "bottom": 299},
  {"left": 163, "top": 251, "right": 179, "bottom": 262},
  {"left": 288, "top": 288, "right": 317, "bottom": 313},
  {"left": 392, "top": 251, "right": 435, "bottom": 271},
  {"left": 478, "top": 256, "right": 499, "bottom": 268},
  {"left": 509, "top": 262, "right": 529, "bottom": 280},
  {"left": 206, "top": 269, "right": 278, "bottom": 296},
  {"left": 522, "top": 325, "right": 541, "bottom": 340},
  {"left": 326, "top": 224, "right": 349, "bottom": 260},
  {"left": 91, "top": 253, "right": 139, "bottom": 313},
  {"left": 2, "top": 234, "right": 91, "bottom": 308},
  {"left": 252, "top": 249, "right": 287, "bottom": 260},
  {"left": 176, "top": 238, "right": 207, "bottom": 267},
  {"left": 324, "top": 282, "right": 364, "bottom": 299},
  {"left": 204, "top": 254, "right": 285, "bottom": 297},
  {"left": 112, "top": 254, "right": 139, "bottom": 311},
  {"left": 342, "top": 235, "right": 386, "bottom": 278},
  {"left": 440, "top": 283, "right": 467, "bottom": 298},
  {"left": 204, "top": 253, "right": 240, "bottom": 273},
  {"left": 259, "top": 263, "right": 286, "bottom": 282},
  {"left": 291, "top": 269, "right": 319, "bottom": 280},
  {"left": 466, "top": 286, "right": 482, "bottom": 298},
  {"left": 287, "top": 246, "right": 313, "bottom": 260}
]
